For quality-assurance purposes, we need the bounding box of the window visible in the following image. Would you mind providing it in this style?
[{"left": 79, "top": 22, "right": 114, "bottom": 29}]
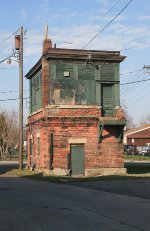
[
  {"left": 37, "top": 137, "right": 40, "bottom": 156},
  {"left": 56, "top": 63, "right": 73, "bottom": 79},
  {"left": 101, "top": 84, "right": 115, "bottom": 116},
  {"left": 30, "top": 71, "right": 42, "bottom": 113},
  {"left": 29, "top": 139, "right": 32, "bottom": 156}
]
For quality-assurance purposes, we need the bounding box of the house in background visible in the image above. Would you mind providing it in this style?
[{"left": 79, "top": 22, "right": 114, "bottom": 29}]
[
  {"left": 124, "top": 124, "right": 150, "bottom": 146},
  {"left": 25, "top": 29, "right": 126, "bottom": 177}
]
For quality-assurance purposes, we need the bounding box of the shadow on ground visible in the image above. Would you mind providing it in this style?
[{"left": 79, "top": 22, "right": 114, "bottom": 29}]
[
  {"left": 125, "top": 162, "right": 150, "bottom": 174},
  {"left": 0, "top": 161, "right": 26, "bottom": 175}
]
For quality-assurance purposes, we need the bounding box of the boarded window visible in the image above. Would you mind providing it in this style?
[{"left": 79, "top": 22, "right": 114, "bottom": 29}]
[
  {"left": 78, "top": 64, "right": 95, "bottom": 80},
  {"left": 76, "top": 80, "right": 95, "bottom": 105},
  {"left": 101, "top": 84, "right": 114, "bottom": 116},
  {"left": 30, "top": 71, "right": 42, "bottom": 113},
  {"left": 56, "top": 63, "right": 74, "bottom": 79},
  {"left": 54, "top": 89, "right": 75, "bottom": 105},
  {"left": 100, "top": 64, "right": 115, "bottom": 81}
]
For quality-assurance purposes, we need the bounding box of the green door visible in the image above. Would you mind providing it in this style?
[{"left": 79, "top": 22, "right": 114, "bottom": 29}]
[
  {"left": 102, "top": 84, "right": 114, "bottom": 116},
  {"left": 71, "top": 145, "right": 84, "bottom": 176}
]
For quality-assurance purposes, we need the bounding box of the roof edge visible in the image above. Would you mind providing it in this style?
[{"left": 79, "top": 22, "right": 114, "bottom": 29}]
[{"left": 25, "top": 48, "right": 126, "bottom": 79}]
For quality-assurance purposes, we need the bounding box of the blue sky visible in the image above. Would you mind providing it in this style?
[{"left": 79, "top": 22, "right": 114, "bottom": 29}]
[{"left": 0, "top": 0, "right": 150, "bottom": 125}]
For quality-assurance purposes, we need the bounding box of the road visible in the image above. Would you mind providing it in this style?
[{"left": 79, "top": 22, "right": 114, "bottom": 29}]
[
  {"left": 0, "top": 161, "right": 19, "bottom": 175},
  {"left": 0, "top": 161, "right": 150, "bottom": 231}
]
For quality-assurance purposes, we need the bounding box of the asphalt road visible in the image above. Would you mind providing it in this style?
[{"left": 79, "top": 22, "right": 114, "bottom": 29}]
[
  {"left": 0, "top": 161, "right": 150, "bottom": 231},
  {"left": 0, "top": 161, "right": 19, "bottom": 175},
  {"left": 0, "top": 161, "right": 27, "bottom": 175}
]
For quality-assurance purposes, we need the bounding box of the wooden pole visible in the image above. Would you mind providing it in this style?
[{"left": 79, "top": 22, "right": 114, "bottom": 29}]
[{"left": 19, "top": 26, "right": 23, "bottom": 170}]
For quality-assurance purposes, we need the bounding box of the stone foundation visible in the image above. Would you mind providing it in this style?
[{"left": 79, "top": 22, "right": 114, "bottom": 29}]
[{"left": 85, "top": 168, "right": 127, "bottom": 177}]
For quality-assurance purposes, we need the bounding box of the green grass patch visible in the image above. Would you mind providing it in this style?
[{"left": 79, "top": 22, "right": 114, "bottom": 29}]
[
  {"left": 2, "top": 167, "right": 150, "bottom": 183},
  {"left": 3, "top": 169, "right": 38, "bottom": 177},
  {"left": 2, "top": 161, "right": 150, "bottom": 183},
  {"left": 124, "top": 154, "right": 150, "bottom": 161}
]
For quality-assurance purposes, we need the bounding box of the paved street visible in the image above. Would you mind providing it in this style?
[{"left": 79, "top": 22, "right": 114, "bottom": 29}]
[
  {"left": 0, "top": 161, "right": 19, "bottom": 175},
  {"left": 0, "top": 177, "right": 150, "bottom": 230},
  {"left": 0, "top": 161, "right": 150, "bottom": 231}
]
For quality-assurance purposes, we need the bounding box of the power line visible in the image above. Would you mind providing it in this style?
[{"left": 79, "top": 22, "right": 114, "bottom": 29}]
[
  {"left": 120, "top": 69, "right": 143, "bottom": 75},
  {"left": 81, "top": 0, "right": 133, "bottom": 49},
  {"left": 0, "top": 97, "right": 29, "bottom": 102},
  {"left": 121, "top": 71, "right": 145, "bottom": 96},
  {"left": 0, "top": 52, "right": 17, "bottom": 65},
  {"left": 121, "top": 42, "right": 150, "bottom": 52},
  {"left": 78, "top": 0, "right": 122, "bottom": 39},
  {"left": 129, "top": 89, "right": 150, "bottom": 106},
  {"left": 127, "top": 78, "right": 150, "bottom": 106},
  {"left": 121, "top": 77, "right": 150, "bottom": 85},
  {"left": 0, "top": 89, "right": 28, "bottom": 94},
  {"left": 0, "top": 30, "right": 19, "bottom": 47},
  {"left": 121, "top": 74, "right": 150, "bottom": 101},
  {"left": 120, "top": 73, "right": 143, "bottom": 97},
  {"left": 0, "top": 66, "right": 28, "bottom": 70},
  {"left": 121, "top": 73, "right": 150, "bottom": 106}
]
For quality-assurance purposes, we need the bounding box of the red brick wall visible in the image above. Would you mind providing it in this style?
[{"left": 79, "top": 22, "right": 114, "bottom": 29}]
[
  {"left": 42, "top": 39, "right": 52, "bottom": 54},
  {"left": 27, "top": 112, "right": 124, "bottom": 171},
  {"left": 42, "top": 58, "right": 49, "bottom": 108},
  {"left": 127, "top": 138, "right": 150, "bottom": 146},
  {"left": 115, "top": 107, "right": 126, "bottom": 120},
  {"left": 45, "top": 107, "right": 102, "bottom": 117}
]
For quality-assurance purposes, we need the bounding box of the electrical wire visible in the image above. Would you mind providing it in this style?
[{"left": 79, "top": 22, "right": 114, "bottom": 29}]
[
  {"left": 125, "top": 82, "right": 150, "bottom": 106},
  {"left": 78, "top": 0, "right": 122, "bottom": 39},
  {"left": 0, "top": 90, "right": 28, "bottom": 94},
  {"left": 81, "top": 0, "right": 133, "bottom": 49},
  {"left": 0, "top": 52, "right": 17, "bottom": 65},
  {"left": 121, "top": 42, "right": 150, "bottom": 52},
  {"left": 121, "top": 77, "right": 150, "bottom": 85},
  {"left": 120, "top": 69, "right": 143, "bottom": 75},
  {"left": 129, "top": 89, "right": 150, "bottom": 106},
  {"left": 121, "top": 73, "right": 150, "bottom": 105},
  {"left": 0, "top": 97, "right": 29, "bottom": 102},
  {"left": 121, "top": 71, "right": 145, "bottom": 96},
  {"left": 0, "top": 29, "right": 19, "bottom": 47},
  {"left": 123, "top": 74, "right": 149, "bottom": 94}
]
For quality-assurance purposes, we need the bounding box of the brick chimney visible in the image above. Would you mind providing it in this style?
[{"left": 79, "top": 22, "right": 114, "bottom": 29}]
[
  {"left": 41, "top": 25, "right": 52, "bottom": 108},
  {"left": 42, "top": 24, "right": 52, "bottom": 54}
]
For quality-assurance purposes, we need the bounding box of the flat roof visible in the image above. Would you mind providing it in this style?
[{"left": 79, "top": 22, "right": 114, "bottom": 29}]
[{"left": 25, "top": 47, "right": 126, "bottom": 79}]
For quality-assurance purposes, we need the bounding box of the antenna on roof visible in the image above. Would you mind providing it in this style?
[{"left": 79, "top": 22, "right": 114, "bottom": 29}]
[{"left": 44, "top": 24, "right": 48, "bottom": 40}]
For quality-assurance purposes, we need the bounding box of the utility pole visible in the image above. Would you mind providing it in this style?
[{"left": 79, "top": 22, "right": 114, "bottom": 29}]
[{"left": 19, "top": 26, "right": 23, "bottom": 170}]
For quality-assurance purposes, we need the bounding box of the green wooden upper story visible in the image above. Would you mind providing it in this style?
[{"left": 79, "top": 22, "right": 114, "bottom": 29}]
[
  {"left": 29, "top": 70, "right": 42, "bottom": 113},
  {"left": 29, "top": 61, "right": 121, "bottom": 117}
]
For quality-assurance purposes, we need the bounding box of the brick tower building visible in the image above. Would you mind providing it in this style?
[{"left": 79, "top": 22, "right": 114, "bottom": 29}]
[{"left": 25, "top": 34, "right": 126, "bottom": 177}]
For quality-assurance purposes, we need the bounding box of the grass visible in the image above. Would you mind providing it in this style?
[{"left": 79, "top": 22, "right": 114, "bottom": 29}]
[
  {"left": 124, "top": 154, "right": 150, "bottom": 161},
  {"left": 3, "top": 164, "right": 150, "bottom": 183},
  {"left": 1, "top": 156, "right": 150, "bottom": 182}
]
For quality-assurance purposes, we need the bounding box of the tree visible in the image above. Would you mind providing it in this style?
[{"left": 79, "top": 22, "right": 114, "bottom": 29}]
[
  {"left": 121, "top": 102, "right": 135, "bottom": 129},
  {"left": 0, "top": 109, "right": 19, "bottom": 158},
  {"left": 0, "top": 113, "right": 8, "bottom": 157},
  {"left": 140, "top": 113, "right": 150, "bottom": 125}
]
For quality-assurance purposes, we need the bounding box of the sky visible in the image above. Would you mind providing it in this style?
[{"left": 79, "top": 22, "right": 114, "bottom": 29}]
[{"left": 0, "top": 0, "right": 150, "bottom": 125}]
